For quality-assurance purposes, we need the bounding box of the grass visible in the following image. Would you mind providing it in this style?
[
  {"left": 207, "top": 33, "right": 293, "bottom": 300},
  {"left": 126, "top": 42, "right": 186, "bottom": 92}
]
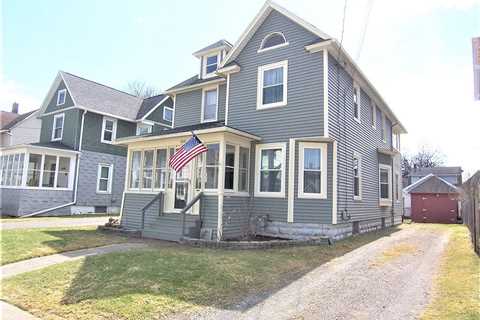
[
  {"left": 370, "top": 242, "right": 418, "bottom": 266},
  {"left": 421, "top": 224, "right": 480, "bottom": 320},
  {"left": 1, "top": 227, "right": 399, "bottom": 320},
  {"left": 0, "top": 214, "right": 118, "bottom": 222},
  {"left": 1, "top": 227, "right": 129, "bottom": 265}
]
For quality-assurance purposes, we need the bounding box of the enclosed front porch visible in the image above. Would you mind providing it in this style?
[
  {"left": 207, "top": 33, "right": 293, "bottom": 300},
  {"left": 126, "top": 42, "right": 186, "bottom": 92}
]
[{"left": 115, "top": 122, "right": 260, "bottom": 241}]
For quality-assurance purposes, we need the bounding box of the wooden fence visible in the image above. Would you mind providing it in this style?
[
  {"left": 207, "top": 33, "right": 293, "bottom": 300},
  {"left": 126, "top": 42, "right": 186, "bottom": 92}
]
[{"left": 461, "top": 171, "right": 480, "bottom": 255}]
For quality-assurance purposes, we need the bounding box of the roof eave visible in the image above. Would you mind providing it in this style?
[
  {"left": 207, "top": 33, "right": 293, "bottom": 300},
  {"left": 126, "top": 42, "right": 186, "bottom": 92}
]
[{"left": 164, "top": 78, "right": 226, "bottom": 94}]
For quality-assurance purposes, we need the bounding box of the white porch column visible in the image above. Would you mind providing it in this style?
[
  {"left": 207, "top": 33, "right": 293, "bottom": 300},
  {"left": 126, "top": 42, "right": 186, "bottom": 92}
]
[
  {"left": 217, "top": 136, "right": 225, "bottom": 240},
  {"left": 287, "top": 138, "right": 295, "bottom": 223}
]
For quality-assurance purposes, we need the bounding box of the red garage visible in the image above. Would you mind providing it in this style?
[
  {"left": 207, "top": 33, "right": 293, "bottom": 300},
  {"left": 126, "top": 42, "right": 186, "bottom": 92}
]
[{"left": 407, "top": 175, "right": 460, "bottom": 223}]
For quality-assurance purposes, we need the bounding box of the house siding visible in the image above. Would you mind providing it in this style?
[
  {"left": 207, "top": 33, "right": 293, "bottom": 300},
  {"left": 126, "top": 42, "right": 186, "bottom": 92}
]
[
  {"left": 328, "top": 54, "right": 402, "bottom": 224},
  {"left": 75, "top": 150, "right": 126, "bottom": 210},
  {"left": 44, "top": 80, "right": 75, "bottom": 113},
  {"left": 40, "top": 108, "right": 82, "bottom": 149},
  {"left": 173, "top": 84, "right": 226, "bottom": 128},
  {"left": 222, "top": 195, "right": 251, "bottom": 238},
  {"left": 146, "top": 97, "right": 173, "bottom": 127},
  {"left": 9, "top": 114, "right": 41, "bottom": 146},
  {"left": 0, "top": 188, "right": 73, "bottom": 216},
  {"left": 81, "top": 112, "right": 135, "bottom": 156}
]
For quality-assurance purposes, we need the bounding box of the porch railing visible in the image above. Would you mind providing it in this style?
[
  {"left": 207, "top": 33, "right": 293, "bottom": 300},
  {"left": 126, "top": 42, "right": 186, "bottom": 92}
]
[
  {"left": 181, "top": 192, "right": 203, "bottom": 237},
  {"left": 141, "top": 191, "right": 164, "bottom": 230}
]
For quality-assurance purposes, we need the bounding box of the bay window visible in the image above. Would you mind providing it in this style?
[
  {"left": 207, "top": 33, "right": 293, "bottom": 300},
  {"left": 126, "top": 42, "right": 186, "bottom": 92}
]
[
  {"left": 379, "top": 164, "right": 392, "bottom": 205},
  {"left": 224, "top": 144, "right": 235, "bottom": 190},
  {"left": 239, "top": 147, "right": 249, "bottom": 192},
  {"left": 255, "top": 143, "right": 285, "bottom": 197},
  {"left": 298, "top": 142, "right": 327, "bottom": 199},
  {"left": 205, "top": 143, "right": 219, "bottom": 189},
  {"left": 257, "top": 60, "right": 288, "bottom": 109}
]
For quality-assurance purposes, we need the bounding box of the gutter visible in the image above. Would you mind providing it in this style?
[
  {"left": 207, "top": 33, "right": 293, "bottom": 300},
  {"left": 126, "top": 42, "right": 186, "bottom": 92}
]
[{"left": 21, "top": 110, "right": 87, "bottom": 218}]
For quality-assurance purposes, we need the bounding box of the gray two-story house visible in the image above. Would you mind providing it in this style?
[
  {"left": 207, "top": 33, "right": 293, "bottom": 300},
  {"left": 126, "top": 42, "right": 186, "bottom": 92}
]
[
  {"left": 115, "top": 1, "right": 407, "bottom": 241},
  {"left": 0, "top": 71, "right": 173, "bottom": 216}
]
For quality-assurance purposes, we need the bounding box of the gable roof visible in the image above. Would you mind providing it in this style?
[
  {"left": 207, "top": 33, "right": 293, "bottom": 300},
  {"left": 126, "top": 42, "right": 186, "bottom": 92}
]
[
  {"left": 409, "top": 166, "right": 463, "bottom": 177},
  {"left": 221, "top": 0, "right": 331, "bottom": 67},
  {"left": 136, "top": 94, "right": 170, "bottom": 120},
  {"left": 1, "top": 109, "right": 38, "bottom": 131},
  {"left": 193, "top": 40, "right": 233, "bottom": 57},
  {"left": 404, "top": 174, "right": 459, "bottom": 194}
]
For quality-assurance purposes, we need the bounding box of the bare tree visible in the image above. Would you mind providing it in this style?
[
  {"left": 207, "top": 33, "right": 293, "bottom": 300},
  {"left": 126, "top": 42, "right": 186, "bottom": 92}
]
[
  {"left": 402, "top": 146, "right": 445, "bottom": 177},
  {"left": 126, "top": 81, "right": 160, "bottom": 98}
]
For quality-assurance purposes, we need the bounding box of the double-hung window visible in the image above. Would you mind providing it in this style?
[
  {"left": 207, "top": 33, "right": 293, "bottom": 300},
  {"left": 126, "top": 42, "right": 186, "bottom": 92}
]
[
  {"left": 101, "top": 117, "right": 117, "bottom": 144},
  {"left": 257, "top": 60, "right": 288, "bottom": 109},
  {"left": 353, "top": 152, "right": 362, "bottom": 200},
  {"left": 255, "top": 143, "right": 285, "bottom": 197},
  {"left": 379, "top": 164, "right": 392, "bottom": 206},
  {"left": 205, "top": 143, "right": 220, "bottom": 189},
  {"left": 56, "top": 89, "right": 66, "bottom": 106},
  {"left": 142, "top": 150, "right": 154, "bottom": 189},
  {"left": 203, "top": 53, "right": 219, "bottom": 77},
  {"left": 202, "top": 87, "right": 218, "bottom": 122},
  {"left": 239, "top": 147, "right": 249, "bottom": 192},
  {"left": 371, "top": 103, "right": 377, "bottom": 129},
  {"left": 163, "top": 107, "right": 173, "bottom": 123},
  {"left": 353, "top": 84, "right": 361, "bottom": 123},
  {"left": 298, "top": 142, "right": 327, "bottom": 199},
  {"left": 97, "top": 164, "right": 113, "bottom": 193},
  {"left": 129, "top": 151, "right": 141, "bottom": 189},
  {"left": 381, "top": 113, "right": 387, "bottom": 143},
  {"left": 154, "top": 149, "right": 168, "bottom": 189},
  {"left": 52, "top": 113, "right": 64, "bottom": 141}
]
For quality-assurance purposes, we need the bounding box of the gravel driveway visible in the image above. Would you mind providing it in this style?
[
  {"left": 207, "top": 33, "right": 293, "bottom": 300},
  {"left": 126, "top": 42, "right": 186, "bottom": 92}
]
[
  {"left": 174, "top": 226, "right": 449, "bottom": 320},
  {"left": 0, "top": 216, "right": 112, "bottom": 230}
]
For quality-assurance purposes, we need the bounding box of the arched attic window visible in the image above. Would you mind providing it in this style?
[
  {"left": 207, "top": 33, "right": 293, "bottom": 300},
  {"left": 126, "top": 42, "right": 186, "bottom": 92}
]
[{"left": 259, "top": 32, "right": 288, "bottom": 52}]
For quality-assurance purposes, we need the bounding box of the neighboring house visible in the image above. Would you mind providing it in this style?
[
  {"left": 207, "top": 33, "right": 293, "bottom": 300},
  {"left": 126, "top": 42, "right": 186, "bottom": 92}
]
[
  {"left": 403, "top": 174, "right": 460, "bottom": 223},
  {"left": 0, "top": 103, "right": 21, "bottom": 127},
  {"left": 0, "top": 109, "right": 41, "bottom": 147},
  {"left": 407, "top": 166, "right": 463, "bottom": 186},
  {"left": 115, "top": 1, "right": 407, "bottom": 241},
  {"left": 0, "top": 71, "right": 173, "bottom": 216}
]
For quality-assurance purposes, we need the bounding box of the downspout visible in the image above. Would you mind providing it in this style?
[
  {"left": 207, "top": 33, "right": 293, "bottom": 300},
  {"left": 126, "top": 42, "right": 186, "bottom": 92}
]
[{"left": 22, "top": 110, "right": 87, "bottom": 217}]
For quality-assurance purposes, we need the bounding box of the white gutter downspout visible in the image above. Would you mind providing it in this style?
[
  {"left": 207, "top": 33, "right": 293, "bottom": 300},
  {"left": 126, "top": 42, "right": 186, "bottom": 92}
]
[{"left": 22, "top": 110, "right": 87, "bottom": 218}]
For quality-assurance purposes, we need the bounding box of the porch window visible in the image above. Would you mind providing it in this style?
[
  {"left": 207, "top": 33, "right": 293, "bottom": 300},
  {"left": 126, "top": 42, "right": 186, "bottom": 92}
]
[
  {"left": 142, "top": 150, "right": 154, "bottom": 189},
  {"left": 27, "top": 154, "right": 42, "bottom": 187},
  {"left": 97, "top": 164, "right": 113, "bottom": 193},
  {"left": 239, "top": 147, "right": 249, "bottom": 192},
  {"left": 298, "top": 142, "right": 327, "bottom": 199},
  {"left": 255, "top": 143, "right": 285, "bottom": 197},
  {"left": 202, "top": 88, "right": 218, "bottom": 122},
  {"left": 353, "top": 152, "right": 362, "bottom": 200},
  {"left": 224, "top": 144, "right": 235, "bottom": 190},
  {"left": 130, "top": 151, "right": 141, "bottom": 189},
  {"left": 154, "top": 149, "right": 167, "bottom": 189},
  {"left": 57, "top": 157, "right": 71, "bottom": 188},
  {"left": 379, "top": 164, "right": 392, "bottom": 205},
  {"left": 1, "top": 153, "right": 24, "bottom": 187},
  {"left": 42, "top": 155, "right": 57, "bottom": 187},
  {"left": 205, "top": 143, "right": 219, "bottom": 189}
]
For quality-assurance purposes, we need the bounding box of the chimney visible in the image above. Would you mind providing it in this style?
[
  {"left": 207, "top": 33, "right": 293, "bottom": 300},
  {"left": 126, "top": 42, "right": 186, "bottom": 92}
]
[{"left": 11, "top": 102, "right": 19, "bottom": 114}]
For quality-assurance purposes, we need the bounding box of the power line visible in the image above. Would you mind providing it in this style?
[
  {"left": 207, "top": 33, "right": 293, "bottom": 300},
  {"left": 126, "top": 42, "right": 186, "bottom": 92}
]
[{"left": 356, "top": 0, "right": 374, "bottom": 60}]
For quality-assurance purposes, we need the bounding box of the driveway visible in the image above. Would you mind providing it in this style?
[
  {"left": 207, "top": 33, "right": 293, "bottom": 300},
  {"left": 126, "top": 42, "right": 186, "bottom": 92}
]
[
  {"left": 175, "top": 225, "right": 449, "bottom": 320},
  {"left": 0, "top": 216, "right": 112, "bottom": 230}
]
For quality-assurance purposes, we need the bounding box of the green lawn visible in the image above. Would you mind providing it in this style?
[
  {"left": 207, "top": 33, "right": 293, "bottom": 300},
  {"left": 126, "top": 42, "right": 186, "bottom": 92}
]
[
  {"left": 1, "top": 227, "right": 129, "bottom": 265},
  {"left": 1, "top": 227, "right": 399, "bottom": 320},
  {"left": 421, "top": 224, "right": 480, "bottom": 320}
]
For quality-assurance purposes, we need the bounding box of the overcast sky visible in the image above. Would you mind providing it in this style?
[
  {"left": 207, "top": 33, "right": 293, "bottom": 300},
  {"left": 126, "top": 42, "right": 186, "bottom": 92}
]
[{"left": 2, "top": 0, "right": 479, "bottom": 176}]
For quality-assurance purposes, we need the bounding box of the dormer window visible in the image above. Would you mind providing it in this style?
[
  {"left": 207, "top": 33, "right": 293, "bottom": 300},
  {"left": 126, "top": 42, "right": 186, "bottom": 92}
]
[
  {"left": 259, "top": 32, "right": 288, "bottom": 52},
  {"left": 202, "top": 53, "right": 220, "bottom": 78}
]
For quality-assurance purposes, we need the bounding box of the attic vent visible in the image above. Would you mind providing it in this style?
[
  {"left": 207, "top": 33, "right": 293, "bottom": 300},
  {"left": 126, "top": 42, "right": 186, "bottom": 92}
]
[{"left": 259, "top": 32, "right": 287, "bottom": 51}]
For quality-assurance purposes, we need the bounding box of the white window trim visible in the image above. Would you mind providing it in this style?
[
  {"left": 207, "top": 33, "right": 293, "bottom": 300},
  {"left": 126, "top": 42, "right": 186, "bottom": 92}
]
[
  {"left": 51, "top": 113, "right": 65, "bottom": 141},
  {"left": 202, "top": 52, "right": 220, "bottom": 79},
  {"left": 371, "top": 103, "right": 377, "bottom": 129},
  {"left": 163, "top": 106, "right": 173, "bottom": 123},
  {"left": 353, "top": 152, "right": 362, "bottom": 201},
  {"left": 201, "top": 85, "right": 219, "bottom": 123},
  {"left": 136, "top": 123, "right": 152, "bottom": 136},
  {"left": 255, "top": 142, "right": 286, "bottom": 198},
  {"left": 353, "top": 83, "right": 361, "bottom": 123},
  {"left": 257, "top": 60, "right": 288, "bottom": 110},
  {"left": 101, "top": 116, "right": 117, "bottom": 144},
  {"left": 395, "top": 171, "right": 401, "bottom": 203},
  {"left": 258, "top": 32, "right": 289, "bottom": 53},
  {"left": 381, "top": 113, "right": 387, "bottom": 143},
  {"left": 298, "top": 142, "right": 328, "bottom": 199},
  {"left": 379, "top": 164, "right": 392, "bottom": 206},
  {"left": 96, "top": 163, "right": 113, "bottom": 194},
  {"left": 56, "top": 89, "right": 67, "bottom": 106}
]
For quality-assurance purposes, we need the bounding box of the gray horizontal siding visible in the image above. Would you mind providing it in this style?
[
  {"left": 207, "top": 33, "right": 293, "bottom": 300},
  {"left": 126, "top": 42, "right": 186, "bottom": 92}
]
[
  {"left": 146, "top": 98, "right": 173, "bottom": 127},
  {"left": 40, "top": 108, "right": 82, "bottom": 149},
  {"left": 173, "top": 84, "right": 226, "bottom": 128},
  {"left": 228, "top": 9, "right": 324, "bottom": 143},
  {"left": 44, "top": 80, "right": 75, "bottom": 113},
  {"left": 223, "top": 195, "right": 251, "bottom": 239},
  {"left": 0, "top": 188, "right": 73, "bottom": 216},
  {"left": 328, "top": 54, "right": 402, "bottom": 223}
]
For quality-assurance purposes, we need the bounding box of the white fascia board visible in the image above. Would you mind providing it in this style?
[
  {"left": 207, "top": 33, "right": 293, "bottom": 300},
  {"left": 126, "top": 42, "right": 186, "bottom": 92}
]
[
  {"left": 216, "top": 64, "right": 241, "bottom": 75},
  {"left": 164, "top": 78, "right": 226, "bottom": 95},
  {"left": 139, "top": 95, "right": 170, "bottom": 121}
]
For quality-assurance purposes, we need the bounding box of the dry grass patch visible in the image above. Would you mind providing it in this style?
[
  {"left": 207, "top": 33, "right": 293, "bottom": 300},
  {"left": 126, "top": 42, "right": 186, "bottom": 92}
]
[{"left": 370, "top": 242, "right": 418, "bottom": 267}]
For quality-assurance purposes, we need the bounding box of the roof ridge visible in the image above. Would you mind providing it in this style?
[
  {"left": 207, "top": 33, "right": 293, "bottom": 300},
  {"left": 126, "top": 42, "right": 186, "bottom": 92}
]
[{"left": 61, "top": 71, "right": 141, "bottom": 99}]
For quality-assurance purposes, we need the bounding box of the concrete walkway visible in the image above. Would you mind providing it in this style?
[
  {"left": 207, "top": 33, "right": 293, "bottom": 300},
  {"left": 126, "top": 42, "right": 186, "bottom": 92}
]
[
  {"left": 0, "top": 216, "right": 112, "bottom": 230},
  {"left": 0, "top": 301, "right": 39, "bottom": 320},
  {"left": 0, "top": 243, "right": 146, "bottom": 279}
]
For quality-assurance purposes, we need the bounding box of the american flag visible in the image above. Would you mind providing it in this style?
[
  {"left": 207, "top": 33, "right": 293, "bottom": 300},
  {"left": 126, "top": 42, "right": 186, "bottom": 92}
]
[{"left": 169, "top": 134, "right": 208, "bottom": 171}]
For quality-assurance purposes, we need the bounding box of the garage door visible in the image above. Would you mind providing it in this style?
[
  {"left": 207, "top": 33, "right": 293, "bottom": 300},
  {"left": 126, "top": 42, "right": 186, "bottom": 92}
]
[{"left": 411, "top": 193, "right": 458, "bottom": 224}]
